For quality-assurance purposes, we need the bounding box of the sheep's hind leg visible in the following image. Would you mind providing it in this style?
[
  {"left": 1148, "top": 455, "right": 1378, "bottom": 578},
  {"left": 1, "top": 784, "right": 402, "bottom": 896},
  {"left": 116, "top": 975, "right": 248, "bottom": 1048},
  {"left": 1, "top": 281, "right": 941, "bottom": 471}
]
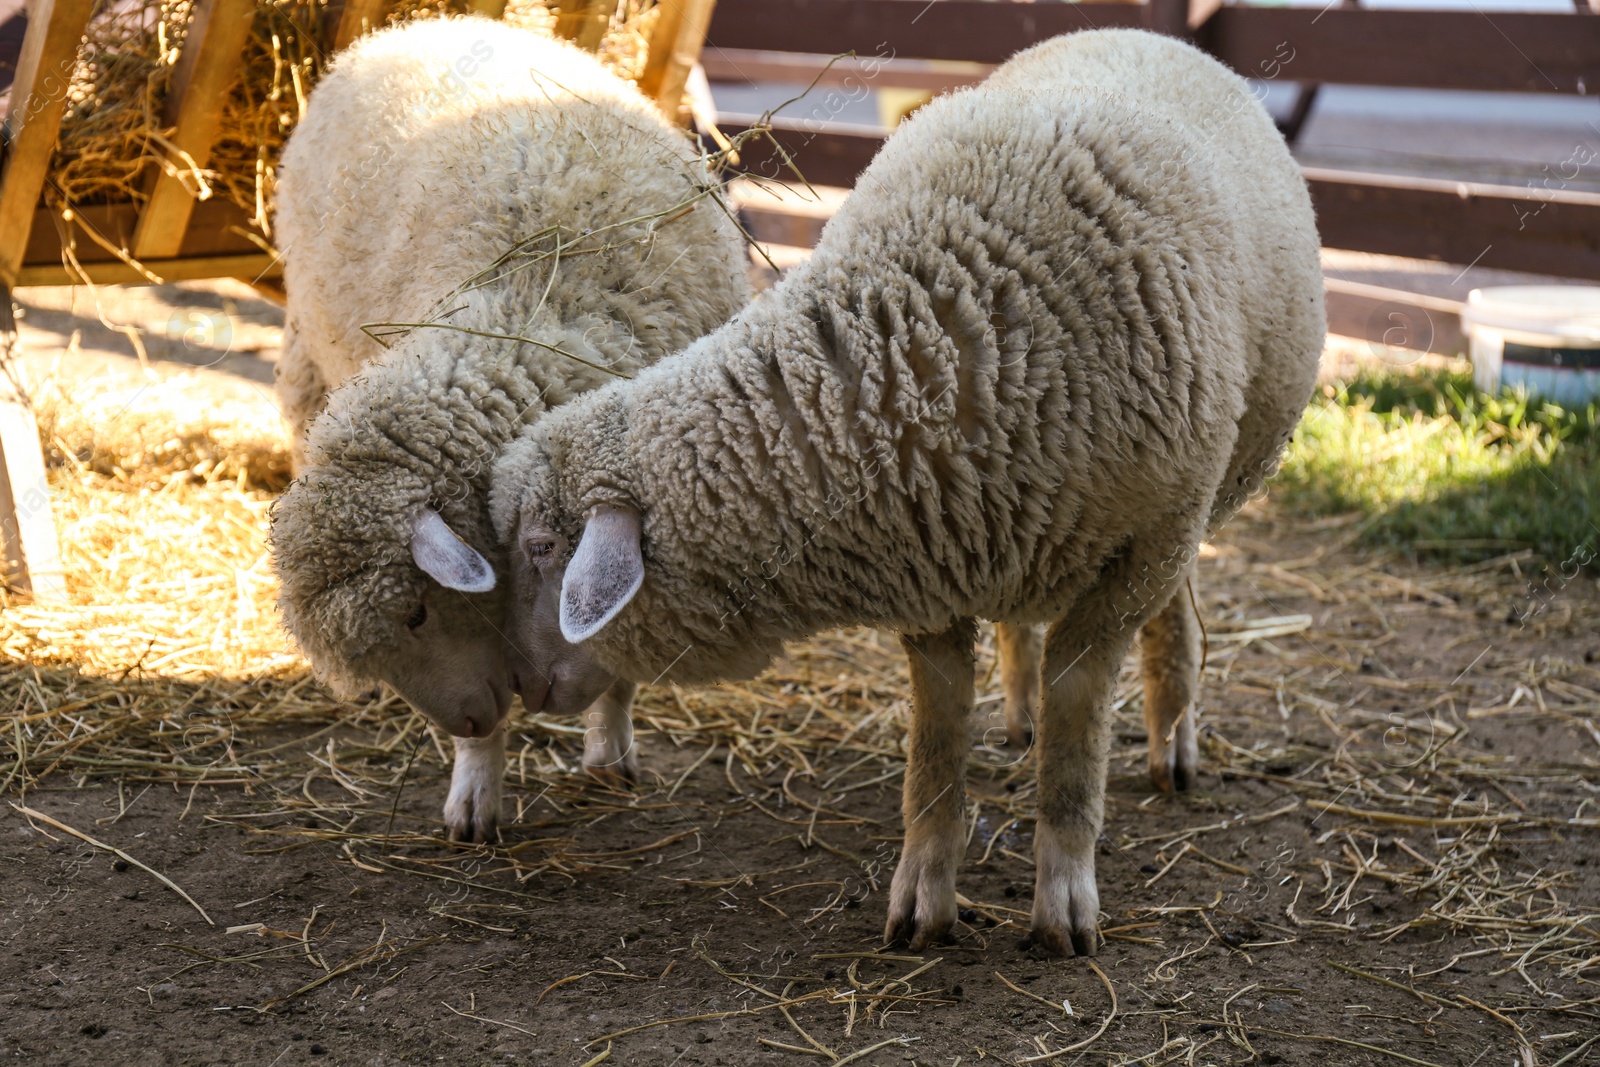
[
  {"left": 885, "top": 618, "right": 977, "bottom": 949},
  {"left": 1140, "top": 557, "right": 1201, "bottom": 793},
  {"left": 583, "top": 679, "right": 640, "bottom": 782},
  {"left": 445, "top": 726, "right": 506, "bottom": 843},
  {"left": 995, "top": 622, "right": 1042, "bottom": 749}
]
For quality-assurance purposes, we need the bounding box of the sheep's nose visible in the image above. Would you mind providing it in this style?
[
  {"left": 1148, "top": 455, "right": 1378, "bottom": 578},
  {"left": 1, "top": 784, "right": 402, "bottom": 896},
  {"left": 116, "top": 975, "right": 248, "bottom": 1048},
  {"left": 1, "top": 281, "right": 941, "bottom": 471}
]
[{"left": 509, "top": 671, "right": 524, "bottom": 697}]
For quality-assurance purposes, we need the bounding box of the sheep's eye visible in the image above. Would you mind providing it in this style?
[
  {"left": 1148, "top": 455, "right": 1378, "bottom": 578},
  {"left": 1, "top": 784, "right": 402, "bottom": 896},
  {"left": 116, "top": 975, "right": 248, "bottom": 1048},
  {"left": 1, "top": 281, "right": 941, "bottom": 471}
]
[
  {"left": 405, "top": 602, "right": 427, "bottom": 630},
  {"left": 527, "top": 540, "right": 554, "bottom": 559}
]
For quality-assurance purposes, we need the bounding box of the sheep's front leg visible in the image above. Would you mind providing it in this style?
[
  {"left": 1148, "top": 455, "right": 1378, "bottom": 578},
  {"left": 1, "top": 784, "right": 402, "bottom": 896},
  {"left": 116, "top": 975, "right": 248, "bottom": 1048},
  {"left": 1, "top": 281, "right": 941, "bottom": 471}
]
[
  {"left": 885, "top": 618, "right": 976, "bottom": 949},
  {"left": 1030, "top": 619, "right": 1136, "bottom": 957},
  {"left": 1140, "top": 558, "right": 1201, "bottom": 793},
  {"left": 444, "top": 726, "right": 506, "bottom": 843},
  {"left": 995, "top": 622, "right": 1042, "bottom": 748},
  {"left": 583, "top": 679, "right": 640, "bottom": 782}
]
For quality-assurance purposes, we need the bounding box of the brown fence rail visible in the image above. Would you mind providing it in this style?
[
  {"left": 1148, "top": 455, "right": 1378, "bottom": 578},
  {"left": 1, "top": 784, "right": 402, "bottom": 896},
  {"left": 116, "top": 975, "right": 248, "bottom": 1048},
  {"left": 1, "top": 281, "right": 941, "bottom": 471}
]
[
  {"left": 705, "top": 0, "right": 1600, "bottom": 94},
  {"left": 705, "top": 0, "right": 1600, "bottom": 284}
]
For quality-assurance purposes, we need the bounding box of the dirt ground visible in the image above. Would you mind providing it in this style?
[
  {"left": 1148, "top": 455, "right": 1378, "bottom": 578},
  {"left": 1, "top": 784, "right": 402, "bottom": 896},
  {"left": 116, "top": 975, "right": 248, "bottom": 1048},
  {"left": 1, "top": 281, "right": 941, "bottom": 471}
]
[{"left": 4, "top": 496, "right": 1598, "bottom": 1067}]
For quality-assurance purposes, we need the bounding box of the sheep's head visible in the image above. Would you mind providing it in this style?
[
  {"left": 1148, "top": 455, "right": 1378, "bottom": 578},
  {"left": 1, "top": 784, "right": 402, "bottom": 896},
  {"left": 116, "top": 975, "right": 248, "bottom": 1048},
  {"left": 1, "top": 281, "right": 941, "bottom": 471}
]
[
  {"left": 271, "top": 458, "right": 514, "bottom": 741},
  {"left": 489, "top": 434, "right": 632, "bottom": 717},
  {"left": 499, "top": 504, "right": 638, "bottom": 718}
]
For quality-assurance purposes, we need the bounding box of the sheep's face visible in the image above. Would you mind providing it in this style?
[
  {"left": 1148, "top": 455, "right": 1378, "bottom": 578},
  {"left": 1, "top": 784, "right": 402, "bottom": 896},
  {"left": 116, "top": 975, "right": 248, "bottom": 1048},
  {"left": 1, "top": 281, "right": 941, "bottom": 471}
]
[
  {"left": 359, "top": 592, "right": 515, "bottom": 738},
  {"left": 352, "top": 509, "right": 515, "bottom": 739},
  {"left": 501, "top": 510, "right": 633, "bottom": 718}
]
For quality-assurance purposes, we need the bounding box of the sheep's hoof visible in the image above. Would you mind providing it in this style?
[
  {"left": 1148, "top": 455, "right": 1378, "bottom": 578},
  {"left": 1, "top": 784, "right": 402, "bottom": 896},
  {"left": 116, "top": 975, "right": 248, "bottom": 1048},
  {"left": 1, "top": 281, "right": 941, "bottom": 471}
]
[
  {"left": 1005, "top": 723, "right": 1034, "bottom": 749},
  {"left": 583, "top": 743, "right": 640, "bottom": 784},
  {"left": 443, "top": 781, "right": 502, "bottom": 844},
  {"left": 883, "top": 843, "right": 958, "bottom": 949},
  {"left": 1148, "top": 735, "right": 1199, "bottom": 794},
  {"left": 1030, "top": 826, "right": 1100, "bottom": 957},
  {"left": 1020, "top": 923, "right": 1098, "bottom": 958},
  {"left": 444, "top": 805, "right": 499, "bottom": 845}
]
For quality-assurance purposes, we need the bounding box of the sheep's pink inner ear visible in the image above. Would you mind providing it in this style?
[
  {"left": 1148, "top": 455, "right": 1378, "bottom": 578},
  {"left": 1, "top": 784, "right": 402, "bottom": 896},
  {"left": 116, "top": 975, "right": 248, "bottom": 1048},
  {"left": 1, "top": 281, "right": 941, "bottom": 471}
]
[
  {"left": 559, "top": 506, "right": 643, "bottom": 643},
  {"left": 411, "top": 508, "right": 496, "bottom": 593}
]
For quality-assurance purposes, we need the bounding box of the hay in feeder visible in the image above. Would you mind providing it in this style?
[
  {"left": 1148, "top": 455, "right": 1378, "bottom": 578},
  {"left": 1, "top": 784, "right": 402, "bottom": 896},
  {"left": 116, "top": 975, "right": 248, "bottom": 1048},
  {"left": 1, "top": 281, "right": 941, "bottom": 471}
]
[{"left": 45, "top": 0, "right": 665, "bottom": 241}]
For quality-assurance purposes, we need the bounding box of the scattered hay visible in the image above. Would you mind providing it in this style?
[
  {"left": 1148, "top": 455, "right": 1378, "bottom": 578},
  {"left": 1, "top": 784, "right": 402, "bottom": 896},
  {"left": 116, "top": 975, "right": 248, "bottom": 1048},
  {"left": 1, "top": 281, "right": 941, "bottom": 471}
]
[{"left": 31, "top": 367, "right": 291, "bottom": 490}]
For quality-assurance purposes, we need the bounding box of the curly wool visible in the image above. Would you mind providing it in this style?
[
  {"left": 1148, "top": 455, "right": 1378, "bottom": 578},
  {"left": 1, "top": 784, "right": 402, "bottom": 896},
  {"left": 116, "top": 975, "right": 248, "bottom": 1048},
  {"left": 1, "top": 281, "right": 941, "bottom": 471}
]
[
  {"left": 269, "top": 17, "right": 751, "bottom": 694},
  {"left": 494, "top": 29, "right": 1325, "bottom": 686}
]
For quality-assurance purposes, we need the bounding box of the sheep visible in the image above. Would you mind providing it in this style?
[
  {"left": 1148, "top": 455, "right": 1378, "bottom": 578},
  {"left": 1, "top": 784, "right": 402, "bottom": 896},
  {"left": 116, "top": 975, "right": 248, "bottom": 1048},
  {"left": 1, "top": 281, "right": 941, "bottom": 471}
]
[
  {"left": 266, "top": 16, "right": 751, "bottom": 842},
  {"left": 490, "top": 26, "right": 1324, "bottom": 954}
]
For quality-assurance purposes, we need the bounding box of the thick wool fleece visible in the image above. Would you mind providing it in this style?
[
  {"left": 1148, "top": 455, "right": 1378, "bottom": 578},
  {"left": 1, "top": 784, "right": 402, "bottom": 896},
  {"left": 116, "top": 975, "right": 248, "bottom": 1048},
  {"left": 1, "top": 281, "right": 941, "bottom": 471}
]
[
  {"left": 493, "top": 29, "right": 1324, "bottom": 685},
  {"left": 269, "top": 17, "right": 750, "bottom": 694}
]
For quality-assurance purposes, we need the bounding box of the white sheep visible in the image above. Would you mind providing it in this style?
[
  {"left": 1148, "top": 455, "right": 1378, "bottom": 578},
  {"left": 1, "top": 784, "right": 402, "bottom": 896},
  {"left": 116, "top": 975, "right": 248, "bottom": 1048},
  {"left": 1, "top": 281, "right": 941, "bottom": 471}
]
[
  {"left": 491, "top": 27, "right": 1324, "bottom": 953},
  {"left": 267, "top": 16, "right": 751, "bottom": 841}
]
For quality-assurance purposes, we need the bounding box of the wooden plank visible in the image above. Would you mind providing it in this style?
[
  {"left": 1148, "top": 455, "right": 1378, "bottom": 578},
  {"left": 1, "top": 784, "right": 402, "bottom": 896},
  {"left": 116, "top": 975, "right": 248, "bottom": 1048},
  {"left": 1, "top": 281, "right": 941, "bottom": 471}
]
[
  {"left": 0, "top": 399, "right": 66, "bottom": 598},
  {"left": 706, "top": 0, "right": 1599, "bottom": 93},
  {"left": 717, "top": 120, "right": 1600, "bottom": 281},
  {"left": 0, "top": 294, "right": 65, "bottom": 599},
  {"left": 1324, "top": 278, "right": 1465, "bottom": 358},
  {"left": 21, "top": 198, "right": 269, "bottom": 269},
  {"left": 333, "top": 0, "right": 387, "bottom": 51},
  {"left": 0, "top": 0, "right": 26, "bottom": 116},
  {"left": 705, "top": 0, "right": 1144, "bottom": 65},
  {"left": 15, "top": 252, "right": 280, "bottom": 287},
  {"left": 637, "top": 0, "right": 719, "bottom": 115},
  {"left": 1200, "top": 7, "right": 1600, "bottom": 94},
  {"left": 1307, "top": 168, "right": 1600, "bottom": 282},
  {"left": 553, "top": 0, "right": 612, "bottom": 49},
  {"left": 715, "top": 114, "right": 882, "bottom": 188},
  {"left": 1143, "top": 0, "right": 1188, "bottom": 37},
  {"left": 131, "top": 0, "right": 259, "bottom": 261},
  {"left": 701, "top": 49, "right": 990, "bottom": 91},
  {"left": 0, "top": 0, "right": 97, "bottom": 288}
]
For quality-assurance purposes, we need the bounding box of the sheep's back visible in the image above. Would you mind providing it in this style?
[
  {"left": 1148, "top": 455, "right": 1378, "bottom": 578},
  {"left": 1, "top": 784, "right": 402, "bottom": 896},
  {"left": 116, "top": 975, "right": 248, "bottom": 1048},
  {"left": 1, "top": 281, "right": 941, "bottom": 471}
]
[
  {"left": 989, "top": 29, "right": 1324, "bottom": 526},
  {"left": 536, "top": 36, "right": 1322, "bottom": 685},
  {"left": 276, "top": 17, "right": 730, "bottom": 391}
]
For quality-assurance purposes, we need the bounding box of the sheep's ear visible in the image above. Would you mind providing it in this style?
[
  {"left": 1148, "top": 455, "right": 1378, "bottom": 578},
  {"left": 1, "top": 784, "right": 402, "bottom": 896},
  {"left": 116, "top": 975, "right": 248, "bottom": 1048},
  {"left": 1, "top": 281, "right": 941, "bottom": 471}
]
[
  {"left": 560, "top": 506, "right": 643, "bottom": 643},
  {"left": 411, "top": 508, "right": 496, "bottom": 593}
]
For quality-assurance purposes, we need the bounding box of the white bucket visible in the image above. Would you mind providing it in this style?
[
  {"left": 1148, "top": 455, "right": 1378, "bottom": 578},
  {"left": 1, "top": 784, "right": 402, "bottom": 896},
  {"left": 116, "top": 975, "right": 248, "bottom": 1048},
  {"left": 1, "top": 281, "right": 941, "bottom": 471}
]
[{"left": 1462, "top": 286, "right": 1600, "bottom": 408}]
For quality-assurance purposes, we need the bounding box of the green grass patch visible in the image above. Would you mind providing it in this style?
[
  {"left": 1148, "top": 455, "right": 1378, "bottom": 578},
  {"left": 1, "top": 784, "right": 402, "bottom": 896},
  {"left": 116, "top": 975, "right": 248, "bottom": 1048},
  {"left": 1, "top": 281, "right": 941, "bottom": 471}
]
[{"left": 1273, "top": 367, "right": 1600, "bottom": 570}]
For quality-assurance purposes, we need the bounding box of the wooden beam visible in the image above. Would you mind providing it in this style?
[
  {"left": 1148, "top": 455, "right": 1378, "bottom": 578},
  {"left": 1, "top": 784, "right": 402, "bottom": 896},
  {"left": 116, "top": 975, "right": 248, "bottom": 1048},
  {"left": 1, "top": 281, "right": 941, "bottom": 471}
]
[
  {"left": 701, "top": 49, "right": 990, "bottom": 92},
  {"left": 1306, "top": 168, "right": 1600, "bottom": 282},
  {"left": 705, "top": 0, "right": 1600, "bottom": 93},
  {"left": 705, "top": 0, "right": 1143, "bottom": 66},
  {"left": 1143, "top": 0, "right": 1189, "bottom": 37},
  {"left": 0, "top": 293, "right": 65, "bottom": 599},
  {"left": 20, "top": 198, "right": 269, "bottom": 269},
  {"left": 553, "top": 0, "right": 612, "bottom": 50},
  {"left": 637, "top": 0, "right": 719, "bottom": 115},
  {"left": 131, "top": 0, "right": 259, "bottom": 261},
  {"left": 0, "top": 0, "right": 96, "bottom": 288},
  {"left": 716, "top": 119, "right": 1600, "bottom": 282},
  {"left": 714, "top": 114, "right": 882, "bottom": 188},
  {"left": 1199, "top": 7, "right": 1600, "bottom": 94},
  {"left": 14, "top": 252, "right": 280, "bottom": 287},
  {"left": 1324, "top": 278, "right": 1465, "bottom": 358},
  {"left": 333, "top": 0, "right": 387, "bottom": 51}
]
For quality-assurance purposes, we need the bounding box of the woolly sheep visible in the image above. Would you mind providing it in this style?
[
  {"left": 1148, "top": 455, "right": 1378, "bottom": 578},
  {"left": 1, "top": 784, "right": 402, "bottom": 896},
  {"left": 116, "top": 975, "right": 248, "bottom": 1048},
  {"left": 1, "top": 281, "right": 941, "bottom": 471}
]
[
  {"left": 267, "top": 17, "right": 751, "bottom": 841},
  {"left": 490, "top": 28, "right": 1324, "bottom": 954}
]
